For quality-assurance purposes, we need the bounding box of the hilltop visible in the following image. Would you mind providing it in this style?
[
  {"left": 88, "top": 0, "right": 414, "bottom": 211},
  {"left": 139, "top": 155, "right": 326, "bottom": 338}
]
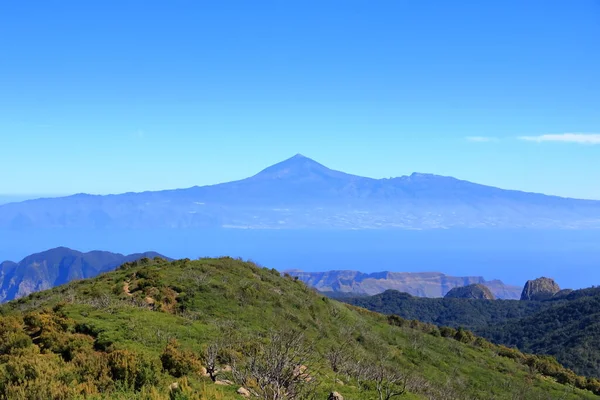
[
  {"left": 0, "top": 257, "right": 597, "bottom": 399},
  {"left": 444, "top": 284, "right": 496, "bottom": 300},
  {"left": 2, "top": 154, "right": 600, "bottom": 229}
]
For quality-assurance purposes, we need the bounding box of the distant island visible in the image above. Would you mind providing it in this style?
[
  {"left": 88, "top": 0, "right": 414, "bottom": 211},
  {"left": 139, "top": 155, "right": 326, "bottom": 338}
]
[{"left": 2, "top": 154, "right": 600, "bottom": 229}]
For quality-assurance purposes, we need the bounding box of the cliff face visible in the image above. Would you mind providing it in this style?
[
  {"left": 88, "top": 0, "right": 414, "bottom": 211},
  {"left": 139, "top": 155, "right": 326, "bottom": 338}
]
[
  {"left": 0, "top": 247, "right": 168, "bottom": 302},
  {"left": 520, "top": 277, "right": 561, "bottom": 301},
  {"left": 288, "top": 270, "right": 521, "bottom": 299},
  {"left": 444, "top": 284, "right": 496, "bottom": 300}
]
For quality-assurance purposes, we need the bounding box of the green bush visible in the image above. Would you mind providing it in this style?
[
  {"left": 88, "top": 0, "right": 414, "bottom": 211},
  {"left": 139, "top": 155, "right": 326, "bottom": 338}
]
[{"left": 161, "top": 339, "right": 203, "bottom": 378}]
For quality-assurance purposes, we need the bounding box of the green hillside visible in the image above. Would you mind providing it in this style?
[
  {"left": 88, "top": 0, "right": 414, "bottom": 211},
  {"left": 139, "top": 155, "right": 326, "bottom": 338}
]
[
  {"left": 479, "top": 287, "right": 600, "bottom": 379},
  {"left": 0, "top": 257, "right": 597, "bottom": 399}
]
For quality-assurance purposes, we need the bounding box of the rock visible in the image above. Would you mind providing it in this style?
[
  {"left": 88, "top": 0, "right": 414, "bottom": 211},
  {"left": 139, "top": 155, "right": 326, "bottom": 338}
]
[
  {"left": 444, "top": 284, "right": 496, "bottom": 300},
  {"left": 328, "top": 392, "right": 344, "bottom": 400},
  {"left": 215, "top": 379, "right": 233, "bottom": 386},
  {"left": 335, "top": 379, "right": 345, "bottom": 386},
  {"left": 237, "top": 387, "right": 251, "bottom": 397},
  {"left": 293, "top": 365, "right": 308, "bottom": 376},
  {"left": 169, "top": 382, "right": 179, "bottom": 391},
  {"left": 521, "top": 277, "right": 561, "bottom": 301}
]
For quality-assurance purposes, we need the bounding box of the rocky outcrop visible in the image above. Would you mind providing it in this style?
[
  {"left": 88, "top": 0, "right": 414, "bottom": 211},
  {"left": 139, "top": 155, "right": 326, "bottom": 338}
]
[
  {"left": 288, "top": 270, "right": 521, "bottom": 299},
  {"left": 520, "top": 277, "right": 561, "bottom": 301},
  {"left": 444, "top": 284, "right": 496, "bottom": 300}
]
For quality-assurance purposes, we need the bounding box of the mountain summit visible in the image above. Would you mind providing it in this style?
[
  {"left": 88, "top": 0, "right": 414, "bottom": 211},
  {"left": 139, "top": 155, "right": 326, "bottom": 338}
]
[
  {"left": 2, "top": 154, "right": 600, "bottom": 229},
  {"left": 250, "top": 154, "right": 353, "bottom": 181}
]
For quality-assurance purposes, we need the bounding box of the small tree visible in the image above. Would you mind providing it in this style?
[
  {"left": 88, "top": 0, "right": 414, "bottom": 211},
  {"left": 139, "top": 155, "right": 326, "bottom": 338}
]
[
  {"left": 232, "top": 329, "right": 317, "bottom": 400},
  {"left": 203, "top": 342, "right": 219, "bottom": 382},
  {"left": 371, "top": 362, "right": 408, "bottom": 400}
]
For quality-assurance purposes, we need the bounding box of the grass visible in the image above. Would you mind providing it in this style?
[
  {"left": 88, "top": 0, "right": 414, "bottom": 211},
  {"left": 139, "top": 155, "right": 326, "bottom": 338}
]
[{"left": 0, "top": 256, "right": 596, "bottom": 399}]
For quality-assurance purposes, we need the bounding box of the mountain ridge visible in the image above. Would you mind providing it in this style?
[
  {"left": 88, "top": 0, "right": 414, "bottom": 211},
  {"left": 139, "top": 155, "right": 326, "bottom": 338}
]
[
  {"left": 2, "top": 154, "right": 600, "bottom": 229},
  {"left": 0, "top": 247, "right": 169, "bottom": 302},
  {"left": 287, "top": 269, "right": 522, "bottom": 299}
]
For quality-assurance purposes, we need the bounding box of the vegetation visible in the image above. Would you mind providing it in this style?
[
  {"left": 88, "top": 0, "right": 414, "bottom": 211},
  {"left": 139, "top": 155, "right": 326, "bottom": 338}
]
[
  {"left": 342, "top": 290, "right": 550, "bottom": 329},
  {"left": 479, "top": 289, "right": 600, "bottom": 378},
  {"left": 341, "top": 287, "right": 600, "bottom": 379},
  {"left": 0, "top": 257, "right": 597, "bottom": 399}
]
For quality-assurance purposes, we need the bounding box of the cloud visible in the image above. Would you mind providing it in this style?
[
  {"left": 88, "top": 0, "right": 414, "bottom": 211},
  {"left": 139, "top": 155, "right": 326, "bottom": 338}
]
[
  {"left": 519, "top": 133, "right": 600, "bottom": 144},
  {"left": 465, "top": 136, "right": 498, "bottom": 142}
]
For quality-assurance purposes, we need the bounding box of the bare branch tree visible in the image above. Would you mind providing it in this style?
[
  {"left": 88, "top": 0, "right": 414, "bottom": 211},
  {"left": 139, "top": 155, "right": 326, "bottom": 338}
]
[
  {"left": 203, "top": 342, "right": 220, "bottom": 382},
  {"left": 231, "top": 329, "right": 318, "bottom": 400},
  {"left": 371, "top": 361, "right": 408, "bottom": 400},
  {"left": 326, "top": 340, "right": 351, "bottom": 374}
]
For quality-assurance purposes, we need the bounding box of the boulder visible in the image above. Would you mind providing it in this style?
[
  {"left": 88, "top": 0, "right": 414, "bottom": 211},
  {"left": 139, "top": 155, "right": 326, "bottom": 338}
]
[
  {"left": 237, "top": 387, "right": 251, "bottom": 397},
  {"left": 521, "top": 277, "right": 560, "bottom": 301},
  {"left": 328, "top": 392, "right": 344, "bottom": 400}
]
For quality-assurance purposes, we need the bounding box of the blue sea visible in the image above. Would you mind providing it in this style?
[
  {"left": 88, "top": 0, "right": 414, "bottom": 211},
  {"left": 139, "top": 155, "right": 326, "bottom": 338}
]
[{"left": 1, "top": 229, "right": 599, "bottom": 289}]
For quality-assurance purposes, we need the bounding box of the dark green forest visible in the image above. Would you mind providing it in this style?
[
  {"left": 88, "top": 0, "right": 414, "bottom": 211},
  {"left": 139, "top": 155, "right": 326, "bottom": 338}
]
[{"left": 341, "top": 287, "right": 600, "bottom": 379}]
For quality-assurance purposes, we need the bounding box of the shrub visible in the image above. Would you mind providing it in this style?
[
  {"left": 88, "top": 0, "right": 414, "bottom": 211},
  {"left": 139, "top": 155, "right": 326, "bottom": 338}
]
[
  {"left": 496, "top": 345, "right": 525, "bottom": 362},
  {"left": 0, "top": 316, "right": 32, "bottom": 355},
  {"left": 387, "top": 315, "right": 406, "bottom": 327},
  {"left": 439, "top": 326, "right": 457, "bottom": 338},
  {"left": 454, "top": 327, "right": 475, "bottom": 344},
  {"left": 161, "top": 339, "right": 202, "bottom": 378},
  {"left": 107, "top": 349, "right": 160, "bottom": 391}
]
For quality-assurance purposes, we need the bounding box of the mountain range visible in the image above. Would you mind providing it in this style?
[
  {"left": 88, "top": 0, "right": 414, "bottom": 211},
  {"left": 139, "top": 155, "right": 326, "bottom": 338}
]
[
  {"left": 0, "top": 247, "right": 167, "bottom": 302},
  {"left": 288, "top": 269, "right": 522, "bottom": 299},
  {"left": 2, "top": 154, "right": 600, "bottom": 229}
]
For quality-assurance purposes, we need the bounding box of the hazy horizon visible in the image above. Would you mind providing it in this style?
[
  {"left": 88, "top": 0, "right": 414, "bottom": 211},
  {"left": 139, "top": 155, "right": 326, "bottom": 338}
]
[{"left": 2, "top": 228, "right": 600, "bottom": 290}]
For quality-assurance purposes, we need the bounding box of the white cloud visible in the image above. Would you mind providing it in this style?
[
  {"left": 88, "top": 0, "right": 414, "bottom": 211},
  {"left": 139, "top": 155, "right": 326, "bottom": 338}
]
[
  {"left": 466, "top": 136, "right": 498, "bottom": 142},
  {"left": 519, "top": 133, "right": 600, "bottom": 144}
]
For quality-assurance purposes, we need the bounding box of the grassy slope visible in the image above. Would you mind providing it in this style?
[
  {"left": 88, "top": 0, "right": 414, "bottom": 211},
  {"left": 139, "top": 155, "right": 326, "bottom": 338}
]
[{"left": 0, "top": 257, "right": 596, "bottom": 399}]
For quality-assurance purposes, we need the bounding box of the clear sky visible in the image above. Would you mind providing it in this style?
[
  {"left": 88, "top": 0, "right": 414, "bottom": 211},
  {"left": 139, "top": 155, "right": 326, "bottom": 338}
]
[{"left": 1, "top": 0, "right": 599, "bottom": 199}]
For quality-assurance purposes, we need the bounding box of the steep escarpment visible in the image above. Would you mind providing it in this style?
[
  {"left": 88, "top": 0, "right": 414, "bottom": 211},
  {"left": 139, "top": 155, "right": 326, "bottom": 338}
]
[{"left": 290, "top": 269, "right": 521, "bottom": 299}]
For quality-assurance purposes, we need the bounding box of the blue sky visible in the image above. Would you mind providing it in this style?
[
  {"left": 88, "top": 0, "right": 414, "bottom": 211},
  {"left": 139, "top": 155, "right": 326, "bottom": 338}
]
[{"left": 1, "top": 0, "right": 599, "bottom": 199}]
